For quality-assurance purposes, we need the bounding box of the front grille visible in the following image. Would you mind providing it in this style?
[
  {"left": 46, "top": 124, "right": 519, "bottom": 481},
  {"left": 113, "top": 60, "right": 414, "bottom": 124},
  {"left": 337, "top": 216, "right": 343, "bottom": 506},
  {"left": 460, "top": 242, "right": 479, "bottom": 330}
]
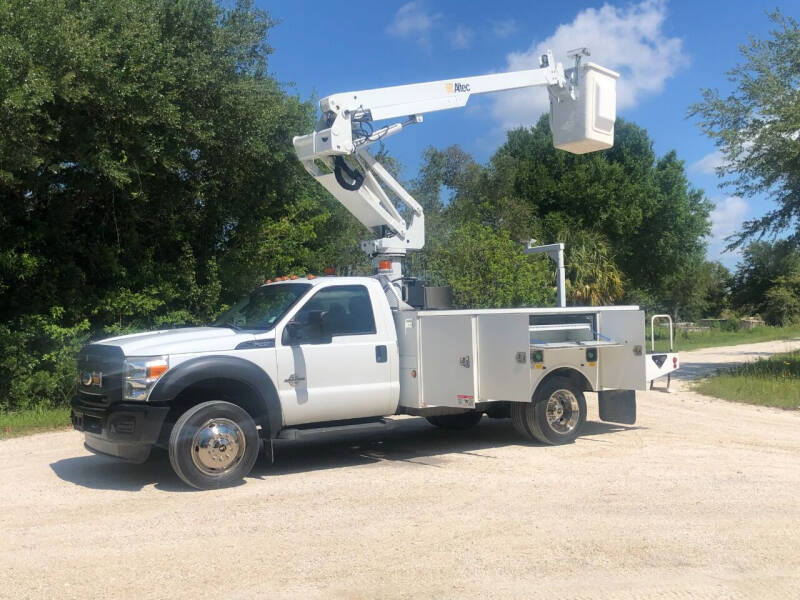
[{"left": 77, "top": 344, "right": 125, "bottom": 406}]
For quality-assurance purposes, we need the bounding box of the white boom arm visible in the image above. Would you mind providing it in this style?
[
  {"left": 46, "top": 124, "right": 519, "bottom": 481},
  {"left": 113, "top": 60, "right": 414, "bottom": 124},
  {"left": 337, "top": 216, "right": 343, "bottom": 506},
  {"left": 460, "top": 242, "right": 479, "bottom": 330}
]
[{"left": 293, "top": 49, "right": 618, "bottom": 278}]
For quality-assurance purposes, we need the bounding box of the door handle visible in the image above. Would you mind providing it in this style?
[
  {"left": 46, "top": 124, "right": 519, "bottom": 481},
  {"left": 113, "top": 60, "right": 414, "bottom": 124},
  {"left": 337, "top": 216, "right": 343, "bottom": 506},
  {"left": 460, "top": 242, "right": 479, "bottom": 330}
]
[
  {"left": 375, "top": 345, "right": 387, "bottom": 363},
  {"left": 285, "top": 374, "right": 305, "bottom": 385}
]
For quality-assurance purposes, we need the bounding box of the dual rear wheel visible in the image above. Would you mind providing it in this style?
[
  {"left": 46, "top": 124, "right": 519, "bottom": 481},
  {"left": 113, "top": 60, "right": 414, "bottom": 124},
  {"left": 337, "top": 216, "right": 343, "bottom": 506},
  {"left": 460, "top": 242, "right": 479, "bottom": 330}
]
[{"left": 511, "top": 376, "right": 587, "bottom": 445}]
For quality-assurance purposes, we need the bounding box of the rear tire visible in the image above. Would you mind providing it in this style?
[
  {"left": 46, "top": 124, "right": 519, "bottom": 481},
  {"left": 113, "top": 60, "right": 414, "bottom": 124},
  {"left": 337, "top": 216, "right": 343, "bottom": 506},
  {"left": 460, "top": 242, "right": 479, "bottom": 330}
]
[
  {"left": 425, "top": 411, "right": 483, "bottom": 430},
  {"left": 168, "top": 400, "right": 260, "bottom": 490},
  {"left": 525, "top": 376, "right": 586, "bottom": 445},
  {"left": 510, "top": 402, "right": 535, "bottom": 439}
]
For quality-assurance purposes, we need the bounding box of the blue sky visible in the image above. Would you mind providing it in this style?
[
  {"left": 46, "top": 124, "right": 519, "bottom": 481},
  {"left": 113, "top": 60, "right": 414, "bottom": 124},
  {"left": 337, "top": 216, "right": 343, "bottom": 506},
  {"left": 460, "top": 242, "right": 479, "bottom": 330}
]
[{"left": 261, "top": 0, "right": 798, "bottom": 269}]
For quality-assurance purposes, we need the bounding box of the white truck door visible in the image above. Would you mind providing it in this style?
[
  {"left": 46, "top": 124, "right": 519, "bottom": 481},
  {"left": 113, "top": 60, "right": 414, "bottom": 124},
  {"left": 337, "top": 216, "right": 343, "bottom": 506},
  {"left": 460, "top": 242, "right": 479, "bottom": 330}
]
[{"left": 276, "top": 284, "right": 395, "bottom": 426}]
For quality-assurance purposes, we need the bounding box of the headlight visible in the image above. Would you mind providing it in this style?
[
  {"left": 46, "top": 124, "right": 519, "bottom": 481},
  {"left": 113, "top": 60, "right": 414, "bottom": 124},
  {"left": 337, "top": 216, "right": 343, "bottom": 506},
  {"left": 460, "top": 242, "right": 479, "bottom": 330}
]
[{"left": 123, "top": 356, "right": 169, "bottom": 401}]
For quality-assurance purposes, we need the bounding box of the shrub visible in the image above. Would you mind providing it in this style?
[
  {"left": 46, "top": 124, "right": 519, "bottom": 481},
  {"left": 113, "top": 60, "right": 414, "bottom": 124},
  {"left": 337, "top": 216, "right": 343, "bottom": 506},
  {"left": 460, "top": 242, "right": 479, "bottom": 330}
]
[{"left": 0, "top": 308, "right": 90, "bottom": 412}]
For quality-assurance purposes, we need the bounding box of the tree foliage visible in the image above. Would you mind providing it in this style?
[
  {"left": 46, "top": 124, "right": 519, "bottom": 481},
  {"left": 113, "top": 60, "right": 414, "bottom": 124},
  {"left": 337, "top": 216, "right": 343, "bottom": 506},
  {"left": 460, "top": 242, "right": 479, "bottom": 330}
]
[
  {"left": 690, "top": 10, "right": 800, "bottom": 246},
  {"left": 428, "top": 223, "right": 553, "bottom": 308},
  {"left": 412, "top": 117, "right": 711, "bottom": 315},
  {"left": 730, "top": 240, "right": 800, "bottom": 320},
  {"left": 0, "top": 1, "right": 717, "bottom": 412},
  {"left": 0, "top": 0, "right": 362, "bottom": 411}
]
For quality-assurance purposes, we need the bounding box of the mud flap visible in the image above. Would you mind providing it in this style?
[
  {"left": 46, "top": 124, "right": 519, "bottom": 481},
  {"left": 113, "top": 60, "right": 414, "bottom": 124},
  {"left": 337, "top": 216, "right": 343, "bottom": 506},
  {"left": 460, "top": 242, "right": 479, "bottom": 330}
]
[{"left": 598, "top": 390, "right": 636, "bottom": 425}]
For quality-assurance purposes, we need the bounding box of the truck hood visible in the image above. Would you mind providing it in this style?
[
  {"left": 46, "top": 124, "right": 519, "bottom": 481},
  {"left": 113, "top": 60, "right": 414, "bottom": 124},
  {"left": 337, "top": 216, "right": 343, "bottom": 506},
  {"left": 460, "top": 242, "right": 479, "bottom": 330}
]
[{"left": 96, "top": 327, "right": 263, "bottom": 356}]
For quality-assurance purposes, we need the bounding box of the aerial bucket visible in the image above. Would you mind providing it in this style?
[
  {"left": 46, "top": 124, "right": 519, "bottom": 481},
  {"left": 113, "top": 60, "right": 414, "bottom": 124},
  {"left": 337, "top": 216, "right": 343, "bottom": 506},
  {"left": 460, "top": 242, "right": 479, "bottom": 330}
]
[{"left": 550, "top": 62, "right": 619, "bottom": 154}]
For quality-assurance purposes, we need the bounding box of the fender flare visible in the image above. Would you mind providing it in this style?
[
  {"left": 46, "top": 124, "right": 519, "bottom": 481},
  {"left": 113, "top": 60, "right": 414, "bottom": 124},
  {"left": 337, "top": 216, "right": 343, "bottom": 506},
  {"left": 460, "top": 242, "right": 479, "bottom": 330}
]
[
  {"left": 149, "top": 355, "right": 283, "bottom": 438},
  {"left": 535, "top": 365, "right": 595, "bottom": 394}
]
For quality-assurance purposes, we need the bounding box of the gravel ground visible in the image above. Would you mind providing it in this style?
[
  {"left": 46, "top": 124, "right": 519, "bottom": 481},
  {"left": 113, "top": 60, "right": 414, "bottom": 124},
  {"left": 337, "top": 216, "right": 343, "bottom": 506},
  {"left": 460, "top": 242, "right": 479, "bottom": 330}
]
[{"left": 2, "top": 339, "right": 800, "bottom": 599}]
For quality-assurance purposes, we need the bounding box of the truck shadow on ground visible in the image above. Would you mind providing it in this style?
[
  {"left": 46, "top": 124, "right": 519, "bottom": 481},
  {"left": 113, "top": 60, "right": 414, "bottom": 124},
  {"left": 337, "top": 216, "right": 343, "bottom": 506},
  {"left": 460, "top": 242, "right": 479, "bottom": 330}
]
[
  {"left": 260, "top": 417, "right": 639, "bottom": 476},
  {"left": 50, "top": 417, "right": 640, "bottom": 492},
  {"left": 49, "top": 449, "right": 205, "bottom": 493}
]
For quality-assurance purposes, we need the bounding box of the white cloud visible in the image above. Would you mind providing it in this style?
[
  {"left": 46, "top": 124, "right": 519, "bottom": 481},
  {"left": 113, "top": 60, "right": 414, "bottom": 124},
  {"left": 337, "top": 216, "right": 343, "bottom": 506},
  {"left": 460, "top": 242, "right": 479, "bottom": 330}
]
[
  {"left": 491, "top": 0, "right": 687, "bottom": 130},
  {"left": 386, "top": 2, "right": 441, "bottom": 49},
  {"left": 690, "top": 150, "right": 725, "bottom": 174},
  {"left": 491, "top": 19, "right": 518, "bottom": 38},
  {"left": 449, "top": 25, "right": 473, "bottom": 50},
  {"left": 708, "top": 195, "right": 748, "bottom": 263}
]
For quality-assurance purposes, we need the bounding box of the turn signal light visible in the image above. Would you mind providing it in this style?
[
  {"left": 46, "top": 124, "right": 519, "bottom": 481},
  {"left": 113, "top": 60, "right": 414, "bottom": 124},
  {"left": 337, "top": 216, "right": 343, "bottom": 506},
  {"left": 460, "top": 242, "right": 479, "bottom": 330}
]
[
  {"left": 324, "top": 267, "right": 335, "bottom": 275},
  {"left": 307, "top": 274, "right": 316, "bottom": 279},
  {"left": 148, "top": 363, "right": 169, "bottom": 378},
  {"left": 378, "top": 260, "right": 392, "bottom": 271},
  {"left": 290, "top": 275, "right": 298, "bottom": 280}
]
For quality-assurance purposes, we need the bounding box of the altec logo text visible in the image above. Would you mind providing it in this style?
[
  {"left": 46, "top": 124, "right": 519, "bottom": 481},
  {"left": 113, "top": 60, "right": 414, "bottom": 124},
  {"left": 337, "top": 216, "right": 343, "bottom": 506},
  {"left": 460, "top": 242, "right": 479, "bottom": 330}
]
[{"left": 446, "top": 82, "right": 471, "bottom": 93}]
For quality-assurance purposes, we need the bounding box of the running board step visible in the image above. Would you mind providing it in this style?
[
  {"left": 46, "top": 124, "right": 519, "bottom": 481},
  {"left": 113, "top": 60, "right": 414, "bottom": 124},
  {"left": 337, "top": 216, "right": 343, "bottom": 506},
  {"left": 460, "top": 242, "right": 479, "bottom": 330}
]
[{"left": 277, "top": 418, "right": 395, "bottom": 441}]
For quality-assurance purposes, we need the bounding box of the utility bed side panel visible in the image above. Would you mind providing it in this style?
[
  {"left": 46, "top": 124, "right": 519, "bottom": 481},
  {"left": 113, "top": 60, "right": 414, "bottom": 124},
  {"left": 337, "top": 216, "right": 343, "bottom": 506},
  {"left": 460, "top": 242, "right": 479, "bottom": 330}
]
[
  {"left": 419, "top": 315, "right": 476, "bottom": 408},
  {"left": 598, "top": 309, "right": 646, "bottom": 390},
  {"left": 476, "top": 313, "right": 531, "bottom": 403}
]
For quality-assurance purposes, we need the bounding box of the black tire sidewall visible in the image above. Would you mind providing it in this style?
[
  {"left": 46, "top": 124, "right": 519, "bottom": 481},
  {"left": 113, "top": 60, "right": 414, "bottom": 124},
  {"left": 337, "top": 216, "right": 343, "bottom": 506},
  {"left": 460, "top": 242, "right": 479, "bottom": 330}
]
[
  {"left": 169, "top": 401, "right": 260, "bottom": 490},
  {"left": 529, "top": 376, "right": 586, "bottom": 445}
]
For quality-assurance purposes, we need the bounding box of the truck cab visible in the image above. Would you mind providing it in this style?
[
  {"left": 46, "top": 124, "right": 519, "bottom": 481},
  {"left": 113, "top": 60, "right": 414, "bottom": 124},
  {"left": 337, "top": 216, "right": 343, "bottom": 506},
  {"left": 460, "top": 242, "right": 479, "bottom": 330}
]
[{"left": 71, "top": 277, "right": 400, "bottom": 488}]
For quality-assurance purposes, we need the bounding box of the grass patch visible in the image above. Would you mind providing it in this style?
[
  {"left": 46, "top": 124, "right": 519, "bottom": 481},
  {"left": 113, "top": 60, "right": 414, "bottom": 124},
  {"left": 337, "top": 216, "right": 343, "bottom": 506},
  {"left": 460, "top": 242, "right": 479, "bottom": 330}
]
[
  {"left": 649, "top": 324, "right": 800, "bottom": 352},
  {"left": 0, "top": 406, "right": 72, "bottom": 439},
  {"left": 694, "top": 351, "right": 800, "bottom": 409}
]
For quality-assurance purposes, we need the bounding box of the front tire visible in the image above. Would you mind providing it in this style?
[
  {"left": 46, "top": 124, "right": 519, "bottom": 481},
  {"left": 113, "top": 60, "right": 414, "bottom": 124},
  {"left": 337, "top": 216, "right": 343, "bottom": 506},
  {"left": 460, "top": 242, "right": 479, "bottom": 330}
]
[
  {"left": 168, "top": 401, "right": 260, "bottom": 490},
  {"left": 425, "top": 411, "right": 483, "bottom": 430}
]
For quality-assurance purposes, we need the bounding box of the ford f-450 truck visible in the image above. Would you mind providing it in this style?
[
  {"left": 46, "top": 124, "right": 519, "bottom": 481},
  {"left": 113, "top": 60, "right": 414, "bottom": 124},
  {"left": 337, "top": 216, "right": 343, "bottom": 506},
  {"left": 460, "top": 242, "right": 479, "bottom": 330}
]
[
  {"left": 71, "top": 49, "right": 678, "bottom": 488},
  {"left": 71, "top": 275, "right": 676, "bottom": 489}
]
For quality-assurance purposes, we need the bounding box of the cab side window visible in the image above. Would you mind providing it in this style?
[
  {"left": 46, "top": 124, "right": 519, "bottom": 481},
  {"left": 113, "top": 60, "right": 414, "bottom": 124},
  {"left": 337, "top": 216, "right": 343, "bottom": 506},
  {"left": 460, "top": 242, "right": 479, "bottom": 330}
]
[{"left": 294, "top": 285, "right": 376, "bottom": 336}]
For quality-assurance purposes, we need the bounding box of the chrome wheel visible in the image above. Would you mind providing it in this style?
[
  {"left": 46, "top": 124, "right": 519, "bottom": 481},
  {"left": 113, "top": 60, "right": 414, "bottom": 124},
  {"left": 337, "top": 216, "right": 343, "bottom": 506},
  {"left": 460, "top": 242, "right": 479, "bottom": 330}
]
[
  {"left": 545, "top": 389, "right": 580, "bottom": 434},
  {"left": 191, "top": 418, "right": 246, "bottom": 476}
]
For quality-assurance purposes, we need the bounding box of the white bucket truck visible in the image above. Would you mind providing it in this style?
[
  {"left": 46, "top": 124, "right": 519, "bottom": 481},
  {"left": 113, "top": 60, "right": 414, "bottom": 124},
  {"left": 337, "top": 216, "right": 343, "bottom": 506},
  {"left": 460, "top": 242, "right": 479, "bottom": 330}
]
[{"left": 71, "top": 49, "right": 678, "bottom": 489}]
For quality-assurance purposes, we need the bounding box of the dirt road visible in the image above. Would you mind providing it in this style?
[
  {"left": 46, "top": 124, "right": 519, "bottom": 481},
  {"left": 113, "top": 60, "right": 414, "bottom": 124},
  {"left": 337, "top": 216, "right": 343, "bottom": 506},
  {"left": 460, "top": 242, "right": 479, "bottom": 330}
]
[{"left": 2, "top": 339, "right": 800, "bottom": 599}]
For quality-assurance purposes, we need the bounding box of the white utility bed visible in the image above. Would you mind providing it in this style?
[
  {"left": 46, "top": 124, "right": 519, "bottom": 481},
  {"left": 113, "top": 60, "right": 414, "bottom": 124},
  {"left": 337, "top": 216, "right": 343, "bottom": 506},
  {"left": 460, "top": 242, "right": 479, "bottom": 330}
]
[{"left": 394, "top": 306, "right": 646, "bottom": 410}]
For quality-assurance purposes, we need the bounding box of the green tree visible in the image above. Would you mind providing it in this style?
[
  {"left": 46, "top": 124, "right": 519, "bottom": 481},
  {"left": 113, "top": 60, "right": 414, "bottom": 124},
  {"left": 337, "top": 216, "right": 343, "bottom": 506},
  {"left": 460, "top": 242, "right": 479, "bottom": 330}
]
[
  {"left": 421, "top": 117, "right": 710, "bottom": 305},
  {"left": 0, "top": 0, "right": 356, "bottom": 411},
  {"left": 731, "top": 240, "right": 800, "bottom": 317},
  {"left": 660, "top": 260, "right": 728, "bottom": 322},
  {"left": 764, "top": 267, "right": 800, "bottom": 325},
  {"left": 428, "top": 223, "right": 553, "bottom": 308},
  {"left": 690, "top": 10, "right": 800, "bottom": 246},
  {"left": 0, "top": 0, "right": 331, "bottom": 330}
]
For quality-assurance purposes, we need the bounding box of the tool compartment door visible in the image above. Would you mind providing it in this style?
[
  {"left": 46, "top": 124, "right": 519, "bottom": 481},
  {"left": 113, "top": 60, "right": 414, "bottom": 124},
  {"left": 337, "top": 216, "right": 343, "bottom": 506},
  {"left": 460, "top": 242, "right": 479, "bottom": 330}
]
[
  {"left": 598, "top": 309, "right": 647, "bottom": 390},
  {"left": 419, "top": 315, "right": 475, "bottom": 408},
  {"left": 477, "top": 313, "right": 531, "bottom": 403}
]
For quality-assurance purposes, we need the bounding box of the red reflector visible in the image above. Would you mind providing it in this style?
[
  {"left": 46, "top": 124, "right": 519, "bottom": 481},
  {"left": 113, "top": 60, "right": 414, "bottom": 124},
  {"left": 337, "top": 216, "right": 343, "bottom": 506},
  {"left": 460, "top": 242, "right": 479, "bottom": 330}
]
[{"left": 673, "top": 356, "right": 678, "bottom": 368}]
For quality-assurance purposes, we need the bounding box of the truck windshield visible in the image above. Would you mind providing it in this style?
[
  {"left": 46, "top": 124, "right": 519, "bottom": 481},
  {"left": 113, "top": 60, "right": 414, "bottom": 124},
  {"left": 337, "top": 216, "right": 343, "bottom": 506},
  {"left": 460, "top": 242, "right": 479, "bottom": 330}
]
[{"left": 212, "top": 283, "right": 312, "bottom": 331}]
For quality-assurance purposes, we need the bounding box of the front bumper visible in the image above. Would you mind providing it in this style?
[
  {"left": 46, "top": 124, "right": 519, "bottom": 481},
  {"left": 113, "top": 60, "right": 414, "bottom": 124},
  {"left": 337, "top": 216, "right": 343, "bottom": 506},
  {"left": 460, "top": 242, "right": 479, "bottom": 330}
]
[{"left": 71, "top": 396, "right": 170, "bottom": 463}]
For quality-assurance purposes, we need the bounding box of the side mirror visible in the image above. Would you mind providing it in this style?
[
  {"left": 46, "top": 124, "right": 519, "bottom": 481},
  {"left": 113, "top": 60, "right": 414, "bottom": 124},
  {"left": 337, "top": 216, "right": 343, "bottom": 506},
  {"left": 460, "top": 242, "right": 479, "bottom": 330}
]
[
  {"left": 283, "top": 310, "right": 331, "bottom": 345},
  {"left": 284, "top": 321, "right": 302, "bottom": 344}
]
